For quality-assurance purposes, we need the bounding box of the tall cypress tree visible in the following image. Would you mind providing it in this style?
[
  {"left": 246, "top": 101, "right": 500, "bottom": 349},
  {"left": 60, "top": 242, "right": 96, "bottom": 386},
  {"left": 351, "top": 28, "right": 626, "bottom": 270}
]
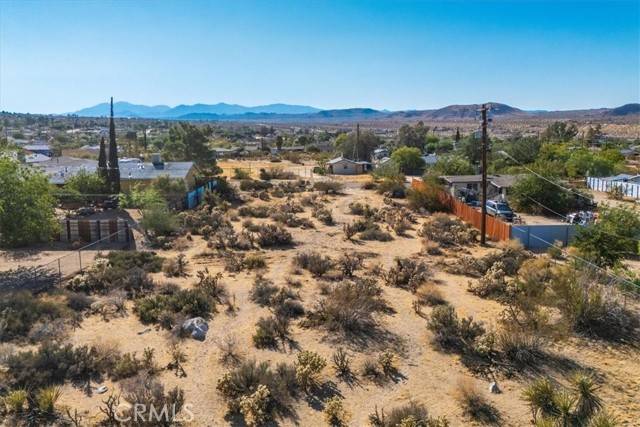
[
  {"left": 107, "top": 97, "right": 120, "bottom": 193},
  {"left": 97, "top": 136, "right": 107, "bottom": 179}
]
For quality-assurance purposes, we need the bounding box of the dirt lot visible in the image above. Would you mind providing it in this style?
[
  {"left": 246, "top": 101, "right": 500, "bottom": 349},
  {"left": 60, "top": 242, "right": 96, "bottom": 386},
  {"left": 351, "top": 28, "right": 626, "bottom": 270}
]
[{"left": 3, "top": 170, "right": 639, "bottom": 426}]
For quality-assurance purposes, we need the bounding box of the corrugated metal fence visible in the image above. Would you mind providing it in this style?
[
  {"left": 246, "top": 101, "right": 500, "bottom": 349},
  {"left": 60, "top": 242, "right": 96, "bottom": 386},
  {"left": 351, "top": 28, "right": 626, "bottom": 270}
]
[
  {"left": 58, "top": 219, "right": 131, "bottom": 243},
  {"left": 587, "top": 177, "right": 640, "bottom": 199},
  {"left": 185, "top": 180, "right": 217, "bottom": 209}
]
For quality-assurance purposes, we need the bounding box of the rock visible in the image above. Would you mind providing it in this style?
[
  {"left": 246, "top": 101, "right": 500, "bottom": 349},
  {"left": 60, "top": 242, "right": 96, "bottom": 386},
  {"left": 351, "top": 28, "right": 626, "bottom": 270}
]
[
  {"left": 182, "top": 317, "right": 209, "bottom": 341},
  {"left": 489, "top": 381, "right": 500, "bottom": 394},
  {"left": 95, "top": 385, "right": 108, "bottom": 394}
]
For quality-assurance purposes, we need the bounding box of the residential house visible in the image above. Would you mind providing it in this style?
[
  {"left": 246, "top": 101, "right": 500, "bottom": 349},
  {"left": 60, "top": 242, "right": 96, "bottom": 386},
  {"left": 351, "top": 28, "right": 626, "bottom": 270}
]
[
  {"left": 326, "top": 156, "right": 372, "bottom": 175},
  {"left": 440, "top": 174, "right": 519, "bottom": 199}
]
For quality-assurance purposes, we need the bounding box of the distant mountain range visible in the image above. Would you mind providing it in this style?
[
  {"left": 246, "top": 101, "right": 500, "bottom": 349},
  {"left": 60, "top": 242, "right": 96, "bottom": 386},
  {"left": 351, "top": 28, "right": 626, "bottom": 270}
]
[{"left": 70, "top": 101, "right": 640, "bottom": 122}]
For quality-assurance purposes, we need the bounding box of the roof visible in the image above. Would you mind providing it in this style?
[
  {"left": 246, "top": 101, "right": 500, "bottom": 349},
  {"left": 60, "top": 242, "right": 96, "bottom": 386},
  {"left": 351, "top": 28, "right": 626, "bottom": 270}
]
[
  {"left": 604, "top": 174, "right": 640, "bottom": 182},
  {"left": 34, "top": 156, "right": 194, "bottom": 184},
  {"left": 25, "top": 153, "right": 51, "bottom": 163},
  {"left": 327, "top": 156, "right": 371, "bottom": 165},
  {"left": 441, "top": 174, "right": 518, "bottom": 188},
  {"left": 23, "top": 144, "right": 51, "bottom": 151}
]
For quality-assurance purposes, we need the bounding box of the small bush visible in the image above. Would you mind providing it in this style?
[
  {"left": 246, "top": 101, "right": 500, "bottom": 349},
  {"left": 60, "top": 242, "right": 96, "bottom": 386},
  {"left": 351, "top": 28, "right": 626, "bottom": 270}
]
[
  {"left": 195, "top": 268, "right": 227, "bottom": 303},
  {"left": 369, "top": 401, "right": 448, "bottom": 427},
  {"left": 416, "top": 285, "right": 447, "bottom": 306},
  {"left": 162, "top": 254, "right": 189, "bottom": 277},
  {"left": 419, "top": 214, "right": 478, "bottom": 247},
  {"left": 468, "top": 262, "right": 508, "bottom": 298},
  {"left": 324, "top": 396, "right": 350, "bottom": 427},
  {"left": 407, "top": 177, "right": 451, "bottom": 213},
  {"left": 427, "top": 305, "right": 485, "bottom": 352},
  {"left": 106, "top": 251, "right": 164, "bottom": 273},
  {"left": 332, "top": 347, "right": 352, "bottom": 377},
  {"left": 253, "top": 223, "right": 293, "bottom": 247},
  {"left": 497, "top": 330, "right": 545, "bottom": 368},
  {"left": 244, "top": 253, "right": 267, "bottom": 270},
  {"left": 314, "top": 180, "right": 344, "bottom": 194},
  {"left": 118, "top": 375, "right": 186, "bottom": 425},
  {"left": 233, "top": 168, "right": 251, "bottom": 179},
  {"left": 303, "top": 278, "right": 389, "bottom": 334},
  {"left": 238, "top": 205, "right": 271, "bottom": 218},
  {"left": 295, "top": 350, "right": 326, "bottom": 392},
  {"left": 336, "top": 253, "right": 363, "bottom": 278},
  {"left": 249, "top": 275, "right": 279, "bottom": 306},
  {"left": 360, "top": 358, "right": 381, "bottom": 380},
  {"left": 455, "top": 378, "right": 500, "bottom": 423},
  {"left": 313, "top": 206, "right": 334, "bottom": 225},
  {"left": 360, "top": 227, "right": 393, "bottom": 242},
  {"left": 134, "top": 289, "right": 213, "bottom": 327},
  {"left": 383, "top": 257, "right": 431, "bottom": 292},
  {"left": 260, "top": 168, "right": 297, "bottom": 180},
  {"left": 240, "top": 179, "right": 272, "bottom": 191},
  {"left": 253, "top": 316, "right": 289, "bottom": 349},
  {"left": 294, "top": 251, "right": 334, "bottom": 277},
  {"left": 66, "top": 291, "right": 94, "bottom": 312},
  {"left": 378, "top": 350, "right": 396, "bottom": 376},
  {"left": 0, "top": 292, "right": 71, "bottom": 343}
]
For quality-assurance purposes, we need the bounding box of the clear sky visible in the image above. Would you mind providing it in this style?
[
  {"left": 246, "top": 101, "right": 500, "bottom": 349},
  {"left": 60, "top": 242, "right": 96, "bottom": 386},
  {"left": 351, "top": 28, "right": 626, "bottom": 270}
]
[{"left": 0, "top": 0, "right": 638, "bottom": 114}]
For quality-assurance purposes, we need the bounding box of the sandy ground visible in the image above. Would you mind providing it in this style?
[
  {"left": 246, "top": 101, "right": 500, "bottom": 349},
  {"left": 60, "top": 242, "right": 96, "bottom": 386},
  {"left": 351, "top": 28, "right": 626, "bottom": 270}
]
[{"left": 3, "top": 169, "right": 636, "bottom": 426}]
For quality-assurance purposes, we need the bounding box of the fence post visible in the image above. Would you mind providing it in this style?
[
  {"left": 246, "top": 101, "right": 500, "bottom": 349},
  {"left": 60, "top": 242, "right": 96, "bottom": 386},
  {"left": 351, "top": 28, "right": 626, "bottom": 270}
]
[
  {"left": 58, "top": 258, "right": 62, "bottom": 284},
  {"left": 78, "top": 251, "right": 82, "bottom": 273}
]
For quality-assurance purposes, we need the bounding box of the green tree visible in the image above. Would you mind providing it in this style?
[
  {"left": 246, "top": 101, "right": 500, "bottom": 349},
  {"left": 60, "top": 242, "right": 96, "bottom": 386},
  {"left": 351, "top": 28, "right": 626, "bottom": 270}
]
[
  {"left": 333, "top": 131, "right": 381, "bottom": 161},
  {"left": 397, "top": 122, "right": 428, "bottom": 149},
  {"left": 64, "top": 170, "right": 106, "bottom": 197},
  {"left": 163, "top": 123, "right": 214, "bottom": 164},
  {"left": 0, "top": 158, "right": 58, "bottom": 247},
  {"left": 573, "top": 204, "right": 640, "bottom": 267},
  {"left": 390, "top": 146, "right": 425, "bottom": 175},
  {"left": 541, "top": 121, "right": 579, "bottom": 142},
  {"left": 152, "top": 175, "right": 186, "bottom": 208},
  {"left": 431, "top": 154, "right": 474, "bottom": 176}
]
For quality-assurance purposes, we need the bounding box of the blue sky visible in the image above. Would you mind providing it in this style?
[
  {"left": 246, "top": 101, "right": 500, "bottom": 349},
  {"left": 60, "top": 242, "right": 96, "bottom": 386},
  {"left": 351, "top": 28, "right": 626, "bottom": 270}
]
[{"left": 1, "top": 0, "right": 638, "bottom": 113}]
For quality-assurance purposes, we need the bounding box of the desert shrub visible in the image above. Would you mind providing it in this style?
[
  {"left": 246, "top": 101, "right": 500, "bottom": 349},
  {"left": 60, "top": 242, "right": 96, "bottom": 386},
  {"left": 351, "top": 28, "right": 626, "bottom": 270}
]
[
  {"left": 547, "top": 241, "right": 564, "bottom": 259},
  {"left": 361, "top": 180, "right": 377, "bottom": 190},
  {"left": 252, "top": 223, "right": 293, "bottom": 247},
  {"left": 271, "top": 288, "right": 305, "bottom": 319},
  {"left": 377, "top": 350, "right": 397, "bottom": 376},
  {"left": 497, "top": 330, "right": 545, "bottom": 368},
  {"left": 324, "top": 396, "right": 350, "bottom": 426},
  {"left": 195, "top": 268, "right": 227, "bottom": 303},
  {"left": 259, "top": 168, "right": 297, "bottom": 180},
  {"left": 239, "top": 384, "right": 271, "bottom": 426},
  {"left": 244, "top": 252, "right": 267, "bottom": 270},
  {"left": 3, "top": 389, "right": 28, "bottom": 413},
  {"left": 407, "top": 176, "right": 451, "bottom": 213},
  {"left": 455, "top": 378, "right": 500, "bottom": 423},
  {"left": 376, "top": 176, "right": 406, "bottom": 198},
  {"left": 109, "top": 349, "right": 156, "bottom": 381},
  {"left": 0, "top": 292, "right": 71, "bottom": 343},
  {"left": 140, "top": 202, "right": 179, "bottom": 237},
  {"left": 416, "top": 285, "right": 447, "bottom": 306},
  {"left": 427, "top": 305, "right": 485, "bottom": 352},
  {"left": 468, "top": 262, "right": 508, "bottom": 298},
  {"left": 249, "top": 275, "right": 279, "bottom": 306},
  {"left": 65, "top": 291, "right": 94, "bottom": 312},
  {"left": 5, "top": 343, "right": 114, "bottom": 390},
  {"left": 422, "top": 239, "right": 443, "bottom": 256},
  {"left": 369, "top": 401, "right": 448, "bottom": 427},
  {"left": 216, "top": 359, "right": 297, "bottom": 421},
  {"left": 312, "top": 206, "right": 334, "bottom": 225},
  {"left": 481, "top": 240, "right": 530, "bottom": 276},
  {"left": 383, "top": 257, "right": 431, "bottom": 292},
  {"left": 314, "top": 180, "right": 344, "bottom": 194},
  {"left": 119, "top": 374, "right": 185, "bottom": 426},
  {"left": 550, "top": 267, "right": 639, "bottom": 341},
  {"left": 303, "top": 278, "right": 389, "bottom": 334},
  {"left": 270, "top": 211, "right": 314, "bottom": 229},
  {"left": 294, "top": 251, "right": 334, "bottom": 277},
  {"left": 238, "top": 205, "right": 271, "bottom": 218},
  {"left": 105, "top": 251, "right": 163, "bottom": 272},
  {"left": 67, "top": 260, "right": 155, "bottom": 297},
  {"left": 233, "top": 168, "right": 251, "bottom": 179},
  {"left": 217, "top": 335, "right": 242, "bottom": 366},
  {"left": 134, "top": 289, "right": 212, "bottom": 327},
  {"left": 253, "top": 316, "right": 290, "bottom": 349},
  {"left": 348, "top": 201, "right": 378, "bottom": 217},
  {"left": 240, "top": 179, "right": 272, "bottom": 191},
  {"left": 295, "top": 350, "right": 326, "bottom": 392},
  {"left": 332, "top": 347, "right": 352, "bottom": 377},
  {"left": 162, "top": 254, "right": 189, "bottom": 277},
  {"left": 360, "top": 358, "right": 382, "bottom": 380},
  {"left": 359, "top": 225, "right": 393, "bottom": 242},
  {"left": 336, "top": 252, "right": 363, "bottom": 277},
  {"left": 418, "top": 214, "right": 478, "bottom": 247},
  {"left": 180, "top": 206, "right": 230, "bottom": 235}
]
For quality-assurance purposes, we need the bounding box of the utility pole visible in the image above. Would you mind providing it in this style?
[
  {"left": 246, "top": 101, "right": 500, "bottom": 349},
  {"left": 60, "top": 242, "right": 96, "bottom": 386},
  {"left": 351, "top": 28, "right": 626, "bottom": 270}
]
[
  {"left": 480, "top": 104, "right": 488, "bottom": 245},
  {"left": 353, "top": 123, "right": 360, "bottom": 161}
]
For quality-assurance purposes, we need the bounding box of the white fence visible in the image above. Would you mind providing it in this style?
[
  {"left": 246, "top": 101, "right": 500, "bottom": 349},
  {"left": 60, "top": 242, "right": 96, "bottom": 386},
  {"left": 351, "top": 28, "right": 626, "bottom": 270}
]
[{"left": 586, "top": 177, "right": 640, "bottom": 199}]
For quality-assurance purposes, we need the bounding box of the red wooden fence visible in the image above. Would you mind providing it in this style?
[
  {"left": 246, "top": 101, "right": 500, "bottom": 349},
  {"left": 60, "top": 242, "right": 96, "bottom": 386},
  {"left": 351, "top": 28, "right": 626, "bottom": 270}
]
[{"left": 411, "top": 179, "right": 511, "bottom": 242}]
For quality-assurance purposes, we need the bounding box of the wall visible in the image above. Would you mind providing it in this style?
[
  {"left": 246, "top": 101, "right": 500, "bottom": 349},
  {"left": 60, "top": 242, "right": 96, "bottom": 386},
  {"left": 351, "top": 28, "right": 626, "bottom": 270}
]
[
  {"left": 586, "top": 177, "right": 640, "bottom": 199},
  {"left": 59, "top": 219, "right": 131, "bottom": 243},
  {"left": 510, "top": 224, "right": 578, "bottom": 250}
]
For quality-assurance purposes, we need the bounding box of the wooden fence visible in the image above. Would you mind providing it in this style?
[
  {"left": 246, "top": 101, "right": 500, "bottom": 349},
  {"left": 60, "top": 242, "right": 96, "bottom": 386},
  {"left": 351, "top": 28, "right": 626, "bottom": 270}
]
[
  {"left": 411, "top": 179, "right": 511, "bottom": 242},
  {"left": 58, "top": 219, "right": 131, "bottom": 243}
]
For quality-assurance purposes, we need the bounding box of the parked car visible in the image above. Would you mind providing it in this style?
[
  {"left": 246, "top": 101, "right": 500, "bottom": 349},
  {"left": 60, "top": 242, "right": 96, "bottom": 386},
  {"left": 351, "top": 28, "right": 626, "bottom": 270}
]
[{"left": 486, "top": 200, "right": 515, "bottom": 222}]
